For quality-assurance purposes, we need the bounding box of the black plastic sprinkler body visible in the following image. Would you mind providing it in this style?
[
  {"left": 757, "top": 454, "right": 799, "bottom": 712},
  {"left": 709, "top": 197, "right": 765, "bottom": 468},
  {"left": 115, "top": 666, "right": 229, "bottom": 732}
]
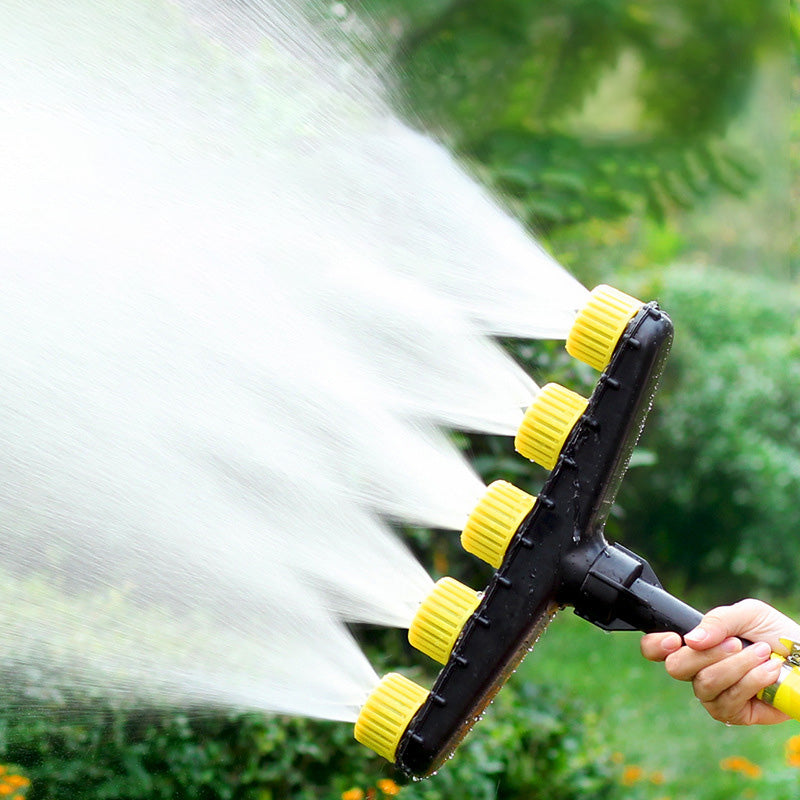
[
  {"left": 396, "top": 299, "right": 691, "bottom": 777},
  {"left": 354, "top": 285, "right": 800, "bottom": 776}
]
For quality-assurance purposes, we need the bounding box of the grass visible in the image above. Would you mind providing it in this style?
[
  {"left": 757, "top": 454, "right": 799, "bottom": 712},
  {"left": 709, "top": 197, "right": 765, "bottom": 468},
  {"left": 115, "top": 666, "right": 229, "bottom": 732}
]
[{"left": 515, "top": 611, "right": 800, "bottom": 800}]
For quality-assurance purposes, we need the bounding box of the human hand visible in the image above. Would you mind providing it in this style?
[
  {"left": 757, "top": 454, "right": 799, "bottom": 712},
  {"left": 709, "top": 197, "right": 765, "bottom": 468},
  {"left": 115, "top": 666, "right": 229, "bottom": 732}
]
[{"left": 641, "top": 599, "right": 800, "bottom": 725}]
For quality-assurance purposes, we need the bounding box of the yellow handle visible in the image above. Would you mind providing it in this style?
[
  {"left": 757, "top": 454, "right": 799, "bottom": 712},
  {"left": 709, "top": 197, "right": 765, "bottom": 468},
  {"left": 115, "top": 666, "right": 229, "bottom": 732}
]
[{"left": 757, "top": 654, "right": 800, "bottom": 720}]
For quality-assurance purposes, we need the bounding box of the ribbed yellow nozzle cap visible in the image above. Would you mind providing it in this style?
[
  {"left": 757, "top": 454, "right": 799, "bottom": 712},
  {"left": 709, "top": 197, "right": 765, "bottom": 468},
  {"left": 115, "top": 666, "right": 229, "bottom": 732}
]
[
  {"left": 461, "top": 480, "right": 536, "bottom": 568},
  {"left": 408, "top": 577, "right": 481, "bottom": 664},
  {"left": 567, "top": 284, "right": 644, "bottom": 371},
  {"left": 354, "top": 673, "right": 429, "bottom": 762},
  {"left": 515, "top": 383, "right": 588, "bottom": 470}
]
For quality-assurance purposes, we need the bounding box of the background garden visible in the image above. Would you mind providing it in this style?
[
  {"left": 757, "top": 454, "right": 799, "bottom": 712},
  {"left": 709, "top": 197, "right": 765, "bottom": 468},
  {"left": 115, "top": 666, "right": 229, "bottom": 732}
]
[{"left": 1, "top": 0, "right": 797, "bottom": 797}]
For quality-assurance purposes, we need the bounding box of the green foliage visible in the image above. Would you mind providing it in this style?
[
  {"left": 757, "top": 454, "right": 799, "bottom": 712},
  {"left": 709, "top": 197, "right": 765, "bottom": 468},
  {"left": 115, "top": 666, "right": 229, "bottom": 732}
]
[
  {"left": 351, "top": 0, "right": 782, "bottom": 233},
  {"left": 471, "top": 133, "right": 756, "bottom": 230},
  {"left": 0, "top": 699, "right": 373, "bottom": 800},
  {"left": 0, "top": 678, "right": 614, "bottom": 799},
  {"left": 619, "top": 267, "right": 800, "bottom": 596}
]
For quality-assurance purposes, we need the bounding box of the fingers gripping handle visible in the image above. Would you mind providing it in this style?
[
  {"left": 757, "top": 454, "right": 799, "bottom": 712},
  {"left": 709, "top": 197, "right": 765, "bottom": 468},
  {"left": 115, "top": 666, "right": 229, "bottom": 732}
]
[
  {"left": 576, "top": 545, "right": 800, "bottom": 722},
  {"left": 664, "top": 606, "right": 800, "bottom": 721},
  {"left": 650, "top": 596, "right": 800, "bottom": 722}
]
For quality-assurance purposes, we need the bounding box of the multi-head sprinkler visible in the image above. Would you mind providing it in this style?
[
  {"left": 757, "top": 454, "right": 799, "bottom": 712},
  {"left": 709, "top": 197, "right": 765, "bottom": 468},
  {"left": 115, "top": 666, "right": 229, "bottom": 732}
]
[{"left": 354, "top": 285, "right": 800, "bottom": 776}]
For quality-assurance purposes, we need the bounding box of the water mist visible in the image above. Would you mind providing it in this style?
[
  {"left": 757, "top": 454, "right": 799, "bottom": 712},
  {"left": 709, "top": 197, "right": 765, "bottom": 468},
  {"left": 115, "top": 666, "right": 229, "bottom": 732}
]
[{"left": 0, "top": 0, "right": 588, "bottom": 721}]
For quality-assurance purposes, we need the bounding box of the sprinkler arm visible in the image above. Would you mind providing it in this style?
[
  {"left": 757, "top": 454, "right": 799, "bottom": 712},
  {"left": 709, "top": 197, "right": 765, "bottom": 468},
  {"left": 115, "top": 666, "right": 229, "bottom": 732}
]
[
  {"left": 355, "top": 287, "right": 800, "bottom": 775},
  {"left": 394, "top": 301, "right": 681, "bottom": 777}
]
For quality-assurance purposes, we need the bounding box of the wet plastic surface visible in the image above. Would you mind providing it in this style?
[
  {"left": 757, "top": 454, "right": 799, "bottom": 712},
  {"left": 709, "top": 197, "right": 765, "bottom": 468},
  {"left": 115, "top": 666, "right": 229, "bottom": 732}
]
[{"left": 396, "top": 303, "right": 708, "bottom": 778}]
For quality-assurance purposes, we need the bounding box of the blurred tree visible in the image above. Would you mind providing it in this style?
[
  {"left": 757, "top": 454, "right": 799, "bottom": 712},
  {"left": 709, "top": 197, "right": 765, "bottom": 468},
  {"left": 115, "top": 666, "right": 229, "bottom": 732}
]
[
  {"left": 340, "top": 0, "right": 796, "bottom": 594},
  {"left": 351, "top": 0, "right": 784, "bottom": 236}
]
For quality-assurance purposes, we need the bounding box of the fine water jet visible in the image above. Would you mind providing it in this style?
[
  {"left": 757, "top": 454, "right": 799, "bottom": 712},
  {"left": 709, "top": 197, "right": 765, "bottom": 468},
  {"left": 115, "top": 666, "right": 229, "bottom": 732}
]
[{"left": 0, "top": 0, "right": 586, "bottom": 728}]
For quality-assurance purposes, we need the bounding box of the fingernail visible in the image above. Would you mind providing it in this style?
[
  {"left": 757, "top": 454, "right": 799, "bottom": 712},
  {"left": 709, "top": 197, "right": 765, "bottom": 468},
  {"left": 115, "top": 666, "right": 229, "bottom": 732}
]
[
  {"left": 721, "top": 638, "right": 741, "bottom": 654},
  {"left": 685, "top": 627, "right": 708, "bottom": 645},
  {"left": 753, "top": 642, "right": 772, "bottom": 658}
]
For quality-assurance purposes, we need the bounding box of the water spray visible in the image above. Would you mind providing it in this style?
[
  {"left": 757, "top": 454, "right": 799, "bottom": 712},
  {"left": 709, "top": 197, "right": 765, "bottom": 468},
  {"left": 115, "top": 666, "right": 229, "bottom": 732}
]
[{"left": 355, "top": 284, "right": 800, "bottom": 776}]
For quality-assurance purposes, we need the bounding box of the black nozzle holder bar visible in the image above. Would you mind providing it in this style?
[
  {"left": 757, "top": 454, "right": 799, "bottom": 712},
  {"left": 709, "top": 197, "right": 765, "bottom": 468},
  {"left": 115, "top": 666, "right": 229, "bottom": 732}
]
[{"left": 396, "top": 302, "right": 705, "bottom": 778}]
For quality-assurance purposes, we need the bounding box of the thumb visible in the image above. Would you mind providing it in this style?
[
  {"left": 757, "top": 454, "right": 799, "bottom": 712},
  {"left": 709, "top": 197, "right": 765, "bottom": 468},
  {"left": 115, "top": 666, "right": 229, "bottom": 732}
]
[{"left": 684, "top": 599, "right": 794, "bottom": 652}]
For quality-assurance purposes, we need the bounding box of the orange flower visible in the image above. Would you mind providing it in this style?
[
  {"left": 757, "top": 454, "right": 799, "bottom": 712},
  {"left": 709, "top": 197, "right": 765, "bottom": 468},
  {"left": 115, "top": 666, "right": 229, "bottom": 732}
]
[
  {"left": 0, "top": 786, "right": 13, "bottom": 796},
  {"left": 649, "top": 770, "right": 665, "bottom": 785},
  {"left": 786, "top": 735, "right": 800, "bottom": 767},
  {"left": 719, "top": 756, "right": 762, "bottom": 778},
  {"left": 341, "top": 789, "right": 364, "bottom": 800},
  {"left": 4, "top": 778, "right": 27, "bottom": 789},
  {"left": 0, "top": 769, "right": 5, "bottom": 777},
  {"left": 621, "top": 765, "right": 644, "bottom": 786},
  {"left": 377, "top": 778, "right": 401, "bottom": 796}
]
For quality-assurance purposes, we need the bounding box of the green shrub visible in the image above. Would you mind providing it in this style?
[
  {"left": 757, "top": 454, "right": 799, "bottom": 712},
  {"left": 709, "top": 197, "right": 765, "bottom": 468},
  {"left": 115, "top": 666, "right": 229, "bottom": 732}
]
[
  {"left": 397, "top": 680, "right": 615, "bottom": 800},
  {"left": 620, "top": 266, "right": 800, "bottom": 595},
  {"left": 0, "top": 674, "right": 614, "bottom": 799}
]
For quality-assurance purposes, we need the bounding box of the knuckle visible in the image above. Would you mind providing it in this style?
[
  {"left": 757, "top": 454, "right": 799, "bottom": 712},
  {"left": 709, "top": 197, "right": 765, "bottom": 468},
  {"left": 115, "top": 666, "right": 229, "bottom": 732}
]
[
  {"left": 701, "top": 606, "right": 732, "bottom": 628},
  {"left": 693, "top": 668, "right": 717, "bottom": 697},
  {"left": 733, "top": 598, "right": 768, "bottom": 618}
]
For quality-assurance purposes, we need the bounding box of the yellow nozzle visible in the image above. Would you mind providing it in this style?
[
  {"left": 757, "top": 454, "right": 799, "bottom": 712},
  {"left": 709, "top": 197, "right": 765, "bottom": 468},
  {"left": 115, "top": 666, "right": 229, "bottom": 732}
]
[
  {"left": 354, "top": 673, "right": 429, "bottom": 762},
  {"left": 515, "top": 383, "right": 588, "bottom": 470},
  {"left": 461, "top": 480, "right": 536, "bottom": 568},
  {"left": 409, "top": 577, "right": 481, "bottom": 664},
  {"left": 567, "top": 284, "right": 645, "bottom": 371}
]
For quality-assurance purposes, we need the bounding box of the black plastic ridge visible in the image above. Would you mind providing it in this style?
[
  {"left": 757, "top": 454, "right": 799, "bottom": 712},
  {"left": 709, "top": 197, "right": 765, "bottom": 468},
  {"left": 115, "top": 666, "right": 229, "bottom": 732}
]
[{"left": 396, "top": 302, "right": 705, "bottom": 778}]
